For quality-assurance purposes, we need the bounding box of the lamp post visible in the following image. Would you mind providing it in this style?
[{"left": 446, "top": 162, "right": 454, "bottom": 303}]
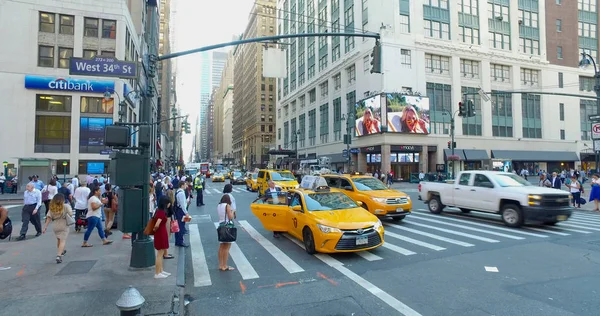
[
  {"left": 579, "top": 52, "right": 600, "bottom": 172},
  {"left": 2, "top": 161, "right": 7, "bottom": 193},
  {"left": 62, "top": 161, "right": 68, "bottom": 183},
  {"left": 104, "top": 88, "right": 138, "bottom": 122}
]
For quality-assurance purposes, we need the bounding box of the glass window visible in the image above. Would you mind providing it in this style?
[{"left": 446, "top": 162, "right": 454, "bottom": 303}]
[
  {"left": 102, "top": 19, "right": 116, "bottom": 39},
  {"left": 101, "top": 51, "right": 115, "bottom": 57},
  {"left": 38, "top": 45, "right": 54, "bottom": 67},
  {"left": 36, "top": 94, "right": 72, "bottom": 112},
  {"left": 35, "top": 115, "right": 71, "bottom": 153},
  {"left": 79, "top": 117, "right": 114, "bottom": 153},
  {"left": 39, "top": 12, "right": 55, "bottom": 33},
  {"left": 304, "top": 192, "right": 358, "bottom": 211},
  {"left": 58, "top": 47, "right": 73, "bottom": 68},
  {"left": 458, "top": 173, "right": 471, "bottom": 185},
  {"left": 59, "top": 15, "right": 74, "bottom": 35},
  {"left": 80, "top": 96, "right": 114, "bottom": 114},
  {"left": 84, "top": 18, "right": 99, "bottom": 37},
  {"left": 83, "top": 49, "right": 97, "bottom": 59}
]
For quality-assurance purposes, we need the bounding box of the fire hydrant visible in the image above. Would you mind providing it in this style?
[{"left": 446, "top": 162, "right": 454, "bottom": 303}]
[{"left": 116, "top": 286, "right": 145, "bottom": 316}]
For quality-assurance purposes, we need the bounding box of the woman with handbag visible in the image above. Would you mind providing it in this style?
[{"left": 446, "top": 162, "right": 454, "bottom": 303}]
[
  {"left": 152, "top": 195, "right": 172, "bottom": 279},
  {"left": 42, "top": 179, "right": 58, "bottom": 217},
  {"left": 217, "top": 194, "right": 236, "bottom": 271},
  {"left": 82, "top": 186, "right": 113, "bottom": 247},
  {"left": 42, "top": 193, "right": 74, "bottom": 263}
]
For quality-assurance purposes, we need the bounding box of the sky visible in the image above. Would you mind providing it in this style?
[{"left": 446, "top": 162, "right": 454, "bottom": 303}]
[{"left": 171, "top": 0, "right": 254, "bottom": 162}]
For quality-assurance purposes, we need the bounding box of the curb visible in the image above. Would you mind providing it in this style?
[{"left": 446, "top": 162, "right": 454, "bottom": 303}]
[{"left": 173, "top": 243, "right": 186, "bottom": 315}]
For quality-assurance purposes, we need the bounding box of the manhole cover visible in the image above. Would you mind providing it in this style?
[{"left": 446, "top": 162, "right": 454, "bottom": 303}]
[{"left": 56, "top": 260, "right": 97, "bottom": 276}]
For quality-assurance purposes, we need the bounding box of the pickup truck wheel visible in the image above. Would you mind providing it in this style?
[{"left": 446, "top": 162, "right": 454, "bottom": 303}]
[
  {"left": 303, "top": 227, "right": 317, "bottom": 255},
  {"left": 459, "top": 208, "right": 471, "bottom": 213},
  {"left": 501, "top": 204, "right": 524, "bottom": 228},
  {"left": 428, "top": 196, "right": 444, "bottom": 214}
]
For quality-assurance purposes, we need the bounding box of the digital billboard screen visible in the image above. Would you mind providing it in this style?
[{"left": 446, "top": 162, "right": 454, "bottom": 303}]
[
  {"left": 80, "top": 117, "right": 113, "bottom": 146},
  {"left": 386, "top": 94, "right": 430, "bottom": 134},
  {"left": 354, "top": 95, "right": 383, "bottom": 136},
  {"left": 87, "top": 162, "right": 105, "bottom": 174}
]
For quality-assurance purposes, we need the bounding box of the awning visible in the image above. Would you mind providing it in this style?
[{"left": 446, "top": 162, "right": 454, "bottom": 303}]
[
  {"left": 268, "top": 149, "right": 296, "bottom": 156},
  {"left": 443, "top": 149, "right": 466, "bottom": 160},
  {"left": 491, "top": 150, "right": 579, "bottom": 162},
  {"left": 463, "top": 149, "right": 489, "bottom": 161}
]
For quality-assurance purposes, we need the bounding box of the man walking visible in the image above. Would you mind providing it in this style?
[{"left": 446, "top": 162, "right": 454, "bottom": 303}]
[
  {"left": 17, "top": 183, "right": 42, "bottom": 240},
  {"left": 194, "top": 174, "right": 204, "bottom": 206}
]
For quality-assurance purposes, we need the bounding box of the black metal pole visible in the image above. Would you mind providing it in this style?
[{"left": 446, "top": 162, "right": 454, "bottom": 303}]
[{"left": 596, "top": 68, "right": 600, "bottom": 172}]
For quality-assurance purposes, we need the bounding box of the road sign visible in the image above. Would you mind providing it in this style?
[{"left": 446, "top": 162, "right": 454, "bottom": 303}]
[
  {"left": 593, "top": 123, "right": 600, "bottom": 139},
  {"left": 69, "top": 56, "right": 138, "bottom": 79},
  {"left": 349, "top": 148, "right": 360, "bottom": 154},
  {"left": 477, "top": 86, "right": 490, "bottom": 102},
  {"left": 589, "top": 114, "right": 600, "bottom": 122}
]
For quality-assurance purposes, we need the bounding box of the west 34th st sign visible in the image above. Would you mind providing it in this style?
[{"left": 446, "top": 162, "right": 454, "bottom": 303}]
[{"left": 69, "top": 56, "right": 138, "bottom": 79}]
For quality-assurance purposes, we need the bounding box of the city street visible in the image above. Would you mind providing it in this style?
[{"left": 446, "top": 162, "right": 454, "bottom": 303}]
[{"left": 184, "top": 181, "right": 600, "bottom": 316}]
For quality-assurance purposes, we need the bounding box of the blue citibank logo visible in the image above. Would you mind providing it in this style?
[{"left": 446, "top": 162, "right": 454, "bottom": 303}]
[{"left": 24, "top": 75, "right": 115, "bottom": 93}]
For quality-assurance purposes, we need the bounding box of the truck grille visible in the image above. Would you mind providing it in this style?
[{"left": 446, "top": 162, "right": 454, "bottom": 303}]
[
  {"left": 540, "top": 195, "right": 571, "bottom": 207},
  {"left": 386, "top": 197, "right": 409, "bottom": 205},
  {"left": 335, "top": 230, "right": 382, "bottom": 250}
]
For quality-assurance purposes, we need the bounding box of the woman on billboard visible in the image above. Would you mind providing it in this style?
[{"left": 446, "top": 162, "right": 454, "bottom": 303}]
[
  {"left": 355, "top": 107, "right": 381, "bottom": 136},
  {"left": 389, "top": 105, "right": 430, "bottom": 134}
]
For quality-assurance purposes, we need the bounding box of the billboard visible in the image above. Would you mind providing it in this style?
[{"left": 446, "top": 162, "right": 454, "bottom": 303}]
[
  {"left": 386, "top": 94, "right": 430, "bottom": 134},
  {"left": 355, "top": 95, "right": 383, "bottom": 136},
  {"left": 87, "top": 162, "right": 105, "bottom": 174},
  {"left": 80, "top": 117, "right": 113, "bottom": 146}
]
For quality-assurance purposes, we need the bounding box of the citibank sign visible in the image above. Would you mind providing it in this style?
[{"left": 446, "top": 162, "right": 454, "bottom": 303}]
[{"left": 24, "top": 75, "right": 115, "bottom": 93}]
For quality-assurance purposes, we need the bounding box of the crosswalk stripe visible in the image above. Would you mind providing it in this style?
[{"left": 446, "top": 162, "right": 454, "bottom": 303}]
[
  {"left": 382, "top": 243, "right": 416, "bottom": 256},
  {"left": 212, "top": 189, "right": 220, "bottom": 194},
  {"left": 571, "top": 215, "right": 600, "bottom": 223},
  {"left": 413, "top": 211, "right": 548, "bottom": 238},
  {"left": 213, "top": 222, "right": 259, "bottom": 280},
  {"left": 189, "top": 224, "right": 211, "bottom": 287},
  {"left": 526, "top": 227, "right": 571, "bottom": 236},
  {"left": 566, "top": 218, "right": 600, "bottom": 227},
  {"left": 384, "top": 231, "right": 446, "bottom": 251},
  {"left": 404, "top": 221, "right": 500, "bottom": 243},
  {"left": 544, "top": 225, "right": 593, "bottom": 234},
  {"left": 557, "top": 222, "right": 600, "bottom": 232},
  {"left": 384, "top": 223, "right": 475, "bottom": 247},
  {"left": 238, "top": 221, "right": 304, "bottom": 274},
  {"left": 355, "top": 251, "right": 383, "bottom": 261},
  {"left": 409, "top": 215, "right": 525, "bottom": 240}
]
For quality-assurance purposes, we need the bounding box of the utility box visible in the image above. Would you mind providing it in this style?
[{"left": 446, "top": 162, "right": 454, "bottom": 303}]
[
  {"left": 117, "top": 188, "right": 144, "bottom": 233},
  {"left": 109, "top": 152, "right": 146, "bottom": 186}
]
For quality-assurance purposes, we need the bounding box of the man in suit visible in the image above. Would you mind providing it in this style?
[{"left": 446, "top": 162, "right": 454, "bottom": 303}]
[
  {"left": 550, "top": 172, "right": 562, "bottom": 190},
  {"left": 263, "top": 181, "right": 283, "bottom": 238}
]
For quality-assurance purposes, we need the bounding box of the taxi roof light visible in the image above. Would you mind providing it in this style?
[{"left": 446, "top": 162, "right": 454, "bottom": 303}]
[{"left": 300, "top": 175, "right": 330, "bottom": 191}]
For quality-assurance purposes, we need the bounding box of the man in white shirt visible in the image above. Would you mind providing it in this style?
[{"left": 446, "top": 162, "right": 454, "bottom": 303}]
[
  {"left": 72, "top": 175, "right": 79, "bottom": 188},
  {"left": 174, "top": 181, "right": 189, "bottom": 247},
  {"left": 264, "top": 181, "right": 282, "bottom": 238},
  {"left": 73, "top": 183, "right": 91, "bottom": 232},
  {"left": 0, "top": 172, "right": 6, "bottom": 194}
]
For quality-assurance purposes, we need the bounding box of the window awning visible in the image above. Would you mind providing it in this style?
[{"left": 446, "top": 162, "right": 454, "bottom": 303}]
[
  {"left": 463, "top": 149, "right": 490, "bottom": 161},
  {"left": 443, "top": 149, "right": 466, "bottom": 160},
  {"left": 491, "top": 150, "right": 579, "bottom": 162}
]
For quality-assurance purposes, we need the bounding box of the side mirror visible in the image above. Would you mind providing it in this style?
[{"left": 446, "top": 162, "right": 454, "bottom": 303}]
[
  {"left": 292, "top": 205, "right": 303, "bottom": 212},
  {"left": 343, "top": 186, "right": 353, "bottom": 191},
  {"left": 356, "top": 201, "right": 363, "bottom": 206}
]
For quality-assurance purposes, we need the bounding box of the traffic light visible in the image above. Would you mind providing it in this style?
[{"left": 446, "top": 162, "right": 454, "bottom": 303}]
[
  {"left": 147, "top": 54, "right": 158, "bottom": 78},
  {"left": 458, "top": 102, "right": 465, "bottom": 117},
  {"left": 447, "top": 141, "right": 451, "bottom": 149},
  {"left": 466, "top": 100, "right": 476, "bottom": 117},
  {"left": 370, "top": 41, "right": 382, "bottom": 74},
  {"left": 182, "top": 119, "right": 191, "bottom": 134}
]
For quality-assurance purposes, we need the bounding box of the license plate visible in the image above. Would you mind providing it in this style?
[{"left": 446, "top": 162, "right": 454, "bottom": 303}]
[
  {"left": 356, "top": 236, "right": 369, "bottom": 246},
  {"left": 557, "top": 215, "right": 567, "bottom": 221},
  {"left": 396, "top": 208, "right": 405, "bottom": 212}
]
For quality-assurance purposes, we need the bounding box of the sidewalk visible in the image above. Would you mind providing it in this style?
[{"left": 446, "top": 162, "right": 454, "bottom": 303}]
[
  {"left": 0, "top": 193, "right": 23, "bottom": 203},
  {"left": 0, "top": 216, "right": 177, "bottom": 315}
]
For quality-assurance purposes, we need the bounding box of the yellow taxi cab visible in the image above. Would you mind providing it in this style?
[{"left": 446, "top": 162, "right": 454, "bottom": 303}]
[
  {"left": 322, "top": 174, "right": 412, "bottom": 221},
  {"left": 256, "top": 169, "right": 300, "bottom": 195},
  {"left": 245, "top": 172, "right": 259, "bottom": 191},
  {"left": 211, "top": 172, "right": 225, "bottom": 182},
  {"left": 250, "top": 176, "right": 384, "bottom": 254}
]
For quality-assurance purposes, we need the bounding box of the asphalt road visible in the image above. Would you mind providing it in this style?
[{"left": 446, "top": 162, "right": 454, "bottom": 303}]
[{"left": 183, "top": 181, "right": 600, "bottom": 316}]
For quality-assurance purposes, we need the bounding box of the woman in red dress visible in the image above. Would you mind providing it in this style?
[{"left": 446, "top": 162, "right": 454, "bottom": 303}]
[{"left": 152, "top": 195, "right": 171, "bottom": 279}]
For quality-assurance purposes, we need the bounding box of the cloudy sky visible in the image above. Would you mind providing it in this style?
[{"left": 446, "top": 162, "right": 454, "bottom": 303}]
[{"left": 171, "top": 0, "right": 254, "bottom": 162}]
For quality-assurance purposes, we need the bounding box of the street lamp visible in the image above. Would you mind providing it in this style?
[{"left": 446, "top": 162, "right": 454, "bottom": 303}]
[
  {"left": 62, "top": 161, "right": 68, "bottom": 182},
  {"left": 104, "top": 88, "right": 138, "bottom": 122},
  {"left": 579, "top": 52, "right": 600, "bottom": 172}
]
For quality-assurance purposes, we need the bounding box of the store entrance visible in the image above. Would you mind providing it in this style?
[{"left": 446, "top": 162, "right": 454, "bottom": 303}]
[{"left": 393, "top": 163, "right": 419, "bottom": 182}]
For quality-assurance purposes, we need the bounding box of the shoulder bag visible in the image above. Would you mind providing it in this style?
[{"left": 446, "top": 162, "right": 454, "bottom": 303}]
[
  {"left": 41, "top": 185, "right": 50, "bottom": 201},
  {"left": 143, "top": 212, "right": 158, "bottom": 235},
  {"left": 217, "top": 209, "right": 237, "bottom": 242},
  {"left": 64, "top": 207, "right": 75, "bottom": 226}
]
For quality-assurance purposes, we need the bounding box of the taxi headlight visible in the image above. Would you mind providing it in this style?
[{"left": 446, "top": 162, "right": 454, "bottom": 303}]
[
  {"left": 405, "top": 196, "right": 411, "bottom": 200},
  {"left": 317, "top": 224, "right": 342, "bottom": 234},
  {"left": 373, "top": 219, "right": 382, "bottom": 231},
  {"left": 372, "top": 197, "right": 387, "bottom": 204},
  {"left": 295, "top": 184, "right": 300, "bottom": 189}
]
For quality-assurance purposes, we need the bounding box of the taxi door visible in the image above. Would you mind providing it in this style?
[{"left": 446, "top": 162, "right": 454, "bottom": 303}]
[
  {"left": 287, "top": 192, "right": 308, "bottom": 240},
  {"left": 250, "top": 191, "right": 290, "bottom": 232}
]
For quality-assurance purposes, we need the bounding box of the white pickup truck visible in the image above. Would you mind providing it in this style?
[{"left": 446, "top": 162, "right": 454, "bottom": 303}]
[{"left": 418, "top": 170, "right": 573, "bottom": 227}]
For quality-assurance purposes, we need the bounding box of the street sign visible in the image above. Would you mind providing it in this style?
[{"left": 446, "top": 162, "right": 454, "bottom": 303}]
[
  {"left": 589, "top": 114, "right": 600, "bottom": 122},
  {"left": 349, "top": 148, "right": 360, "bottom": 154},
  {"left": 100, "top": 149, "right": 114, "bottom": 155},
  {"left": 477, "top": 86, "right": 490, "bottom": 102},
  {"left": 594, "top": 140, "right": 600, "bottom": 152},
  {"left": 69, "top": 56, "right": 138, "bottom": 79},
  {"left": 592, "top": 123, "right": 600, "bottom": 139}
]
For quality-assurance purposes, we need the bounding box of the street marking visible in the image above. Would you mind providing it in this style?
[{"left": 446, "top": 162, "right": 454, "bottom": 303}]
[
  {"left": 355, "top": 251, "right": 383, "bottom": 261},
  {"left": 566, "top": 218, "right": 600, "bottom": 227},
  {"left": 544, "top": 225, "right": 593, "bottom": 234},
  {"left": 189, "top": 224, "right": 211, "bottom": 287},
  {"left": 385, "top": 231, "right": 446, "bottom": 251},
  {"left": 382, "top": 243, "right": 416, "bottom": 256},
  {"left": 239, "top": 220, "right": 304, "bottom": 274},
  {"left": 404, "top": 222, "right": 500, "bottom": 243},
  {"left": 212, "top": 189, "right": 221, "bottom": 194},
  {"left": 413, "top": 211, "right": 548, "bottom": 238},
  {"left": 484, "top": 266, "right": 499, "bottom": 272},
  {"left": 410, "top": 215, "right": 525, "bottom": 240},
  {"left": 557, "top": 222, "right": 600, "bottom": 232},
  {"left": 526, "top": 227, "right": 570, "bottom": 236},
  {"left": 572, "top": 214, "right": 600, "bottom": 223},
  {"left": 384, "top": 223, "right": 475, "bottom": 247},
  {"left": 213, "top": 223, "right": 259, "bottom": 280}
]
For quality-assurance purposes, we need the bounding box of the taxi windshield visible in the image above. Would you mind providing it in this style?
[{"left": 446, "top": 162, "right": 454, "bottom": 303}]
[
  {"left": 304, "top": 192, "right": 358, "bottom": 211},
  {"left": 494, "top": 173, "right": 531, "bottom": 187},
  {"left": 271, "top": 171, "right": 295, "bottom": 181},
  {"left": 233, "top": 172, "right": 242, "bottom": 177},
  {"left": 352, "top": 177, "right": 388, "bottom": 191},
  {"left": 214, "top": 173, "right": 223, "bottom": 177}
]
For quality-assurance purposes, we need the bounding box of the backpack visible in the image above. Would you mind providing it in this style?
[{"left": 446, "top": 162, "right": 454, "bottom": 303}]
[
  {"left": 155, "top": 181, "right": 163, "bottom": 195},
  {"left": 0, "top": 217, "right": 12, "bottom": 240}
]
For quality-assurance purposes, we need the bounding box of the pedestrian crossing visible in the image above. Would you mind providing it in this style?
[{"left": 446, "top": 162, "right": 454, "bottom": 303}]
[
  {"left": 203, "top": 186, "right": 255, "bottom": 195},
  {"left": 187, "top": 209, "right": 600, "bottom": 289}
]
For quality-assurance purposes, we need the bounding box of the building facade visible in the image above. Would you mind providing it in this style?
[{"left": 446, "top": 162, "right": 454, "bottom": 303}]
[
  {"left": 212, "top": 49, "right": 235, "bottom": 160},
  {"left": 0, "top": 0, "right": 159, "bottom": 185},
  {"left": 233, "top": 0, "right": 278, "bottom": 169},
  {"left": 276, "top": 0, "right": 597, "bottom": 179},
  {"left": 198, "top": 51, "right": 227, "bottom": 161}
]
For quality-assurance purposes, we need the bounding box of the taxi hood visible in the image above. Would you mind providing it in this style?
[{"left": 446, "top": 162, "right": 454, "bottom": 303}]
[
  {"left": 358, "top": 189, "right": 407, "bottom": 198},
  {"left": 309, "top": 207, "right": 379, "bottom": 230}
]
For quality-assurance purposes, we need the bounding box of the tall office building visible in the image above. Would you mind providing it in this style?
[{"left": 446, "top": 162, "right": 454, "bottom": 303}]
[
  {"left": 213, "top": 49, "right": 235, "bottom": 161},
  {"left": 198, "top": 51, "right": 227, "bottom": 161},
  {"left": 276, "top": 0, "right": 596, "bottom": 178},
  {"left": 233, "top": 0, "right": 277, "bottom": 169}
]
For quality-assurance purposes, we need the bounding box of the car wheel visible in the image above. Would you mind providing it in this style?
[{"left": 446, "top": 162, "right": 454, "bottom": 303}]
[
  {"left": 501, "top": 204, "right": 524, "bottom": 228},
  {"left": 459, "top": 208, "right": 471, "bottom": 213},
  {"left": 543, "top": 221, "right": 558, "bottom": 226},
  {"left": 303, "top": 227, "right": 316, "bottom": 255},
  {"left": 391, "top": 215, "right": 405, "bottom": 221},
  {"left": 428, "top": 196, "right": 444, "bottom": 214}
]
